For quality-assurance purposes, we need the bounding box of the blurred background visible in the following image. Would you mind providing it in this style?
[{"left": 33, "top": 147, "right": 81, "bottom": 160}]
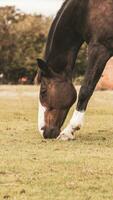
[{"left": 0, "top": 0, "right": 87, "bottom": 85}]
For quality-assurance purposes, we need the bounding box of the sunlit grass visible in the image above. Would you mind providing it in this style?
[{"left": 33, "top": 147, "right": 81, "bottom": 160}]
[{"left": 0, "top": 85, "right": 113, "bottom": 200}]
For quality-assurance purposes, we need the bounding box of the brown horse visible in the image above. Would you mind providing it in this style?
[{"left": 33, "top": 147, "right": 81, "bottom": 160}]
[{"left": 37, "top": 0, "right": 113, "bottom": 140}]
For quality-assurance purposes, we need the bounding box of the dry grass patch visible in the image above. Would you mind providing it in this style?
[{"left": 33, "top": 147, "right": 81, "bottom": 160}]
[{"left": 0, "top": 86, "right": 113, "bottom": 200}]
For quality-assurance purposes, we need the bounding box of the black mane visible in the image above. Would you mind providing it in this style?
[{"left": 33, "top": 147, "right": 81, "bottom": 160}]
[{"left": 44, "top": 0, "right": 68, "bottom": 60}]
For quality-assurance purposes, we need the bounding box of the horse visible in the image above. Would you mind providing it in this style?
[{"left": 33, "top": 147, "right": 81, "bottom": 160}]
[{"left": 36, "top": 0, "right": 113, "bottom": 140}]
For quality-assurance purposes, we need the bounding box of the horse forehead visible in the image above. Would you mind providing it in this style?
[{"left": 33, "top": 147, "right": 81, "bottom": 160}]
[
  {"left": 49, "top": 80, "right": 67, "bottom": 91},
  {"left": 46, "top": 81, "right": 58, "bottom": 93},
  {"left": 41, "top": 78, "right": 70, "bottom": 93}
]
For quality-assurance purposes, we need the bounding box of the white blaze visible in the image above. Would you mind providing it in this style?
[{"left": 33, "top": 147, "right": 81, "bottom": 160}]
[{"left": 38, "top": 99, "right": 46, "bottom": 136}]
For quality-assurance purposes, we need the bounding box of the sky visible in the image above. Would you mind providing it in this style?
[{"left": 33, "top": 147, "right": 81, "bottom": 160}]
[{"left": 0, "top": 0, "right": 64, "bottom": 16}]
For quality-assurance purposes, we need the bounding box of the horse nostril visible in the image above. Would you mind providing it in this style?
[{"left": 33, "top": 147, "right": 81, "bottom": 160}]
[{"left": 43, "top": 127, "right": 60, "bottom": 139}]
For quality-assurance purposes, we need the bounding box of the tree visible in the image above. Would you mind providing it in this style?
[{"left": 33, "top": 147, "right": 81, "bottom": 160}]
[{"left": 0, "top": 6, "right": 51, "bottom": 83}]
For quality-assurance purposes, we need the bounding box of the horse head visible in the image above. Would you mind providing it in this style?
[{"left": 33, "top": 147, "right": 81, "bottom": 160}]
[{"left": 37, "top": 58, "right": 77, "bottom": 139}]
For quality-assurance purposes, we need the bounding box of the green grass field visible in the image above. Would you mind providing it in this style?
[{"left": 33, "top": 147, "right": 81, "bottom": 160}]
[{"left": 0, "top": 85, "right": 113, "bottom": 200}]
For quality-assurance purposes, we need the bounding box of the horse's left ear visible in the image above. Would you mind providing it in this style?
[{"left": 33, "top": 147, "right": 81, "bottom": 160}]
[
  {"left": 37, "top": 58, "right": 48, "bottom": 73},
  {"left": 37, "top": 58, "right": 56, "bottom": 78}
]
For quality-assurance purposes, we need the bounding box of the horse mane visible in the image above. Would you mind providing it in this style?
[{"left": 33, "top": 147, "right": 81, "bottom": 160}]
[{"left": 44, "top": 0, "right": 69, "bottom": 60}]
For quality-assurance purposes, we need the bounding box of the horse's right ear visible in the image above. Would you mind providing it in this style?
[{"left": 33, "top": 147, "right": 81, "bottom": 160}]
[{"left": 37, "top": 58, "right": 48, "bottom": 73}]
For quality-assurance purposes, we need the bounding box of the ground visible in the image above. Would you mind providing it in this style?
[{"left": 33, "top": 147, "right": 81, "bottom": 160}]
[{"left": 0, "top": 85, "right": 113, "bottom": 200}]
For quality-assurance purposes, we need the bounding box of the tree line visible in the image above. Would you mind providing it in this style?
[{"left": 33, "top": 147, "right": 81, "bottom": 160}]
[{"left": 0, "top": 6, "right": 87, "bottom": 84}]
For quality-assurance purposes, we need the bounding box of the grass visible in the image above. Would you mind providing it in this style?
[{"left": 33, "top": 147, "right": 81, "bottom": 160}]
[{"left": 0, "top": 85, "right": 113, "bottom": 200}]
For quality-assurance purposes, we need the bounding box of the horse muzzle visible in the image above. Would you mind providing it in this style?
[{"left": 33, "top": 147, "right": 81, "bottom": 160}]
[{"left": 43, "top": 126, "right": 60, "bottom": 139}]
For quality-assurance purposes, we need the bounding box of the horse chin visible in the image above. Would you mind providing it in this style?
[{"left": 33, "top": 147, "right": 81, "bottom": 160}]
[{"left": 43, "top": 127, "right": 60, "bottom": 139}]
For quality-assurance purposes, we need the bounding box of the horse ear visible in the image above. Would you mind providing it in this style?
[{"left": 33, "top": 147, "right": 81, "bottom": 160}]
[
  {"left": 37, "top": 58, "right": 48, "bottom": 72},
  {"left": 37, "top": 58, "right": 55, "bottom": 78}
]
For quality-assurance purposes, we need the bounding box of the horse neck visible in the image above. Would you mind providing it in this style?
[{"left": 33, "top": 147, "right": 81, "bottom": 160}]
[{"left": 44, "top": 0, "right": 87, "bottom": 73}]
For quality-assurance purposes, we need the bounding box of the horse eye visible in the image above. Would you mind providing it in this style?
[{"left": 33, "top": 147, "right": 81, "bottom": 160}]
[
  {"left": 41, "top": 90, "right": 46, "bottom": 94},
  {"left": 40, "top": 89, "right": 47, "bottom": 97}
]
